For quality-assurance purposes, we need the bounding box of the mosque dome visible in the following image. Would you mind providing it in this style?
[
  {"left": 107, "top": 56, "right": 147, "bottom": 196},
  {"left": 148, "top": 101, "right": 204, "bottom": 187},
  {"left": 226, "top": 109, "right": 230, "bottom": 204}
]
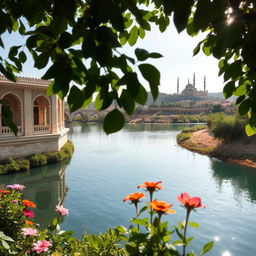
[{"left": 185, "top": 83, "right": 194, "bottom": 89}]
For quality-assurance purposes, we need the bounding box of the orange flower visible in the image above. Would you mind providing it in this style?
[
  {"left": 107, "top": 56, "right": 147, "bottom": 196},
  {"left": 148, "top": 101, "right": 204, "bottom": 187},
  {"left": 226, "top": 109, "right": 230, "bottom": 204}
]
[
  {"left": 149, "top": 200, "right": 176, "bottom": 215},
  {"left": 25, "top": 220, "right": 33, "bottom": 225},
  {"left": 123, "top": 192, "right": 145, "bottom": 204},
  {"left": 22, "top": 199, "right": 36, "bottom": 208},
  {"left": 177, "top": 193, "right": 205, "bottom": 210},
  {"left": 0, "top": 189, "right": 10, "bottom": 194},
  {"left": 137, "top": 181, "right": 163, "bottom": 192}
]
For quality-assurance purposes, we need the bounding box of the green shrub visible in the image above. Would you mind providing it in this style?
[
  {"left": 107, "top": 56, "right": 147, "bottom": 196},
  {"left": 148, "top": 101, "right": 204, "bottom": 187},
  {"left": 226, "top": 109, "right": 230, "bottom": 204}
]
[
  {"left": 17, "top": 159, "right": 30, "bottom": 171},
  {"left": 0, "top": 165, "right": 7, "bottom": 175},
  {"left": 177, "top": 132, "right": 192, "bottom": 143},
  {"left": 3, "top": 157, "right": 20, "bottom": 173},
  {"left": 46, "top": 152, "right": 62, "bottom": 164},
  {"left": 207, "top": 114, "right": 246, "bottom": 142},
  {"left": 181, "top": 125, "right": 207, "bottom": 133},
  {"left": 29, "top": 153, "right": 47, "bottom": 168}
]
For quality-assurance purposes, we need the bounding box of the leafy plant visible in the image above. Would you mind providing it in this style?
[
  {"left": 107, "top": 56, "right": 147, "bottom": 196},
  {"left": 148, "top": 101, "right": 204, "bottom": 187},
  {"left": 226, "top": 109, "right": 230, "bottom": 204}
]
[{"left": 1, "top": 1, "right": 256, "bottom": 134}]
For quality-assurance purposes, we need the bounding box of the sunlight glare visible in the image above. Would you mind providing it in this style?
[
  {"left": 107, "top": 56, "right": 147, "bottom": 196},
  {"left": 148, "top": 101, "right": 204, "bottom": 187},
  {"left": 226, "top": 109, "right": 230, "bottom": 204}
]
[{"left": 222, "top": 251, "right": 232, "bottom": 256}]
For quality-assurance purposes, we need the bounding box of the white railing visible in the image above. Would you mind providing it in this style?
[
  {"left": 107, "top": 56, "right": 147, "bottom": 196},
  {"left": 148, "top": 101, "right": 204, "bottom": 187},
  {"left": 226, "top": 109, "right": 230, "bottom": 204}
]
[
  {"left": 33, "top": 125, "right": 50, "bottom": 133},
  {"left": 0, "top": 126, "right": 22, "bottom": 136}
]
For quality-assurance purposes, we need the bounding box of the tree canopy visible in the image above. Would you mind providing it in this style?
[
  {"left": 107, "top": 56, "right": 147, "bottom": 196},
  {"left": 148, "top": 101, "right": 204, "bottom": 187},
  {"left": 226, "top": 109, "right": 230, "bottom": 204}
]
[{"left": 1, "top": 0, "right": 256, "bottom": 135}]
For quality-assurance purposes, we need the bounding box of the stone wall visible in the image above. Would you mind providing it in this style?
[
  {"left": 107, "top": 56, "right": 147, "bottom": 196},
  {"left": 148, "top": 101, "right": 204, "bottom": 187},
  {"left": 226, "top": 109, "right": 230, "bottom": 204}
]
[{"left": 0, "top": 129, "right": 69, "bottom": 160}]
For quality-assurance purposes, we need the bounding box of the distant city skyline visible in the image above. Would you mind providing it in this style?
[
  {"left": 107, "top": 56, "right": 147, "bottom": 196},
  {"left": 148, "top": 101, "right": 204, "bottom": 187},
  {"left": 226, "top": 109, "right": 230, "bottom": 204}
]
[{"left": 1, "top": 21, "right": 225, "bottom": 94}]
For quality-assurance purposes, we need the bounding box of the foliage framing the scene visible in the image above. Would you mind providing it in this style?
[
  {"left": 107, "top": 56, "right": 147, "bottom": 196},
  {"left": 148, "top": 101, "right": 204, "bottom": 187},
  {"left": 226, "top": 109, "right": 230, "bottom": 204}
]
[{"left": 0, "top": 0, "right": 256, "bottom": 134}]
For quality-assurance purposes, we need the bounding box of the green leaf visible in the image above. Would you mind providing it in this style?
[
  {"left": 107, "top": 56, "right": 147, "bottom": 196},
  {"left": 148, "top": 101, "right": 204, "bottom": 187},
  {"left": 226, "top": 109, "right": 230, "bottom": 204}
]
[
  {"left": 90, "top": 234, "right": 101, "bottom": 249},
  {"left": 135, "top": 86, "right": 148, "bottom": 105},
  {"left": 233, "top": 84, "right": 249, "bottom": 96},
  {"left": 245, "top": 123, "right": 256, "bottom": 136},
  {"left": 34, "top": 53, "right": 49, "bottom": 69},
  {"left": 200, "top": 241, "right": 214, "bottom": 255},
  {"left": 2, "top": 240, "right": 9, "bottom": 249},
  {"left": 0, "top": 63, "right": 17, "bottom": 82},
  {"left": 236, "top": 95, "right": 245, "bottom": 105},
  {"left": 52, "top": 218, "right": 58, "bottom": 226},
  {"left": 188, "top": 222, "right": 199, "bottom": 228},
  {"left": 68, "top": 86, "right": 85, "bottom": 112},
  {"left": 18, "top": 51, "right": 27, "bottom": 63},
  {"left": 223, "top": 81, "right": 235, "bottom": 99},
  {"left": 119, "top": 90, "right": 135, "bottom": 115},
  {"left": 103, "top": 109, "right": 125, "bottom": 134},
  {"left": 0, "top": 101, "right": 18, "bottom": 136},
  {"left": 130, "top": 218, "right": 148, "bottom": 226},
  {"left": 173, "top": 0, "right": 194, "bottom": 33},
  {"left": 238, "top": 98, "right": 250, "bottom": 116},
  {"left": 135, "top": 48, "right": 163, "bottom": 61},
  {"left": 128, "top": 26, "right": 138, "bottom": 46},
  {"left": 139, "top": 63, "right": 160, "bottom": 100},
  {"left": 138, "top": 26, "right": 145, "bottom": 39}
]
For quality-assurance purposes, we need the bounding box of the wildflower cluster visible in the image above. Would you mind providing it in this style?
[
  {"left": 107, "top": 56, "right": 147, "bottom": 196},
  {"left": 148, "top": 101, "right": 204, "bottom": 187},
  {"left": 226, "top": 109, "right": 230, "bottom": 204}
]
[
  {"left": 120, "top": 181, "right": 213, "bottom": 255},
  {"left": 0, "top": 184, "right": 69, "bottom": 255}
]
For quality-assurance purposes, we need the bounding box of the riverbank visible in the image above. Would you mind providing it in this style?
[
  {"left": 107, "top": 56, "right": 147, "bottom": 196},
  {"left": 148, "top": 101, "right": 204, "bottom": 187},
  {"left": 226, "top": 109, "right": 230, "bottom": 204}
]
[
  {"left": 0, "top": 140, "right": 74, "bottom": 175},
  {"left": 177, "top": 128, "right": 256, "bottom": 168}
]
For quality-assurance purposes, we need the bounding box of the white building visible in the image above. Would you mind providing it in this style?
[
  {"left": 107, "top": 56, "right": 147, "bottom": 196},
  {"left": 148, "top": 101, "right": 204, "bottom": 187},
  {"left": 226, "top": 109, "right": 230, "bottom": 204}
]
[{"left": 0, "top": 75, "right": 69, "bottom": 160}]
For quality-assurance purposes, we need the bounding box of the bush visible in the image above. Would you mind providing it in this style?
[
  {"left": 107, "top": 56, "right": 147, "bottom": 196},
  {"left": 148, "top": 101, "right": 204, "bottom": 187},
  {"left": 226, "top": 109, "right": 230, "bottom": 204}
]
[
  {"left": 17, "top": 159, "right": 30, "bottom": 171},
  {"left": 3, "top": 157, "right": 20, "bottom": 173},
  {"left": 0, "top": 165, "right": 7, "bottom": 175},
  {"left": 29, "top": 153, "right": 47, "bottom": 168},
  {"left": 46, "top": 152, "right": 62, "bottom": 164},
  {"left": 0, "top": 141, "right": 74, "bottom": 175},
  {"left": 177, "top": 132, "right": 192, "bottom": 143},
  {"left": 207, "top": 114, "right": 246, "bottom": 142}
]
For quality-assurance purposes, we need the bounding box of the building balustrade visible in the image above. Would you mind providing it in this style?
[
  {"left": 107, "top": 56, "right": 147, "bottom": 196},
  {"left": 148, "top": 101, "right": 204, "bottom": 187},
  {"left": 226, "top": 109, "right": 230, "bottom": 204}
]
[
  {"left": 33, "top": 125, "right": 50, "bottom": 134},
  {"left": 0, "top": 126, "right": 22, "bottom": 136}
]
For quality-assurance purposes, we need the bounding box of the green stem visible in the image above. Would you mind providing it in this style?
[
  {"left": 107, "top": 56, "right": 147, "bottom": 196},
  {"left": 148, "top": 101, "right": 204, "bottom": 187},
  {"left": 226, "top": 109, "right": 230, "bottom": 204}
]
[
  {"left": 157, "top": 214, "right": 162, "bottom": 254},
  {"left": 182, "top": 209, "right": 191, "bottom": 256},
  {"left": 149, "top": 191, "right": 153, "bottom": 225},
  {"left": 135, "top": 203, "right": 139, "bottom": 230}
]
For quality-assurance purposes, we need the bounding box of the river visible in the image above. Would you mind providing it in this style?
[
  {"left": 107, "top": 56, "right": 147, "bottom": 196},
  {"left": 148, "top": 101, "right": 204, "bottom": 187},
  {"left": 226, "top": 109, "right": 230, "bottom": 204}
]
[{"left": 1, "top": 123, "right": 256, "bottom": 256}]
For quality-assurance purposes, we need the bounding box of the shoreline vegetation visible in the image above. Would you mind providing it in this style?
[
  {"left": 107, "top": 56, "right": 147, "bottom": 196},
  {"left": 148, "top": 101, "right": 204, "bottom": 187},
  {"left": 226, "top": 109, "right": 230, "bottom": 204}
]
[
  {"left": 0, "top": 140, "right": 74, "bottom": 176},
  {"left": 177, "top": 126, "right": 256, "bottom": 169}
]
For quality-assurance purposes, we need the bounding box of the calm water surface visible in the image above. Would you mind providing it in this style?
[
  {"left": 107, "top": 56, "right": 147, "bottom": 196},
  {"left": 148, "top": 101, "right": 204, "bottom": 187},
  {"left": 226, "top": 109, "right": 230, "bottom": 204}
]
[{"left": 2, "top": 123, "right": 256, "bottom": 256}]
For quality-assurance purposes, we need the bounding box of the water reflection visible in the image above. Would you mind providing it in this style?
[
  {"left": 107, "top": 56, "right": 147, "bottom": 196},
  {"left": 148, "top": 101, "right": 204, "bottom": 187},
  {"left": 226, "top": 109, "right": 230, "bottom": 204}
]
[
  {"left": 210, "top": 158, "right": 256, "bottom": 202},
  {"left": 0, "top": 159, "right": 70, "bottom": 227}
]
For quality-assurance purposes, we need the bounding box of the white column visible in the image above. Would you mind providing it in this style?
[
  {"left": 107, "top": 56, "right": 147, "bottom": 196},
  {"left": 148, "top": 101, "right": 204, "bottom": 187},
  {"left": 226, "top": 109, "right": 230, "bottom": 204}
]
[
  {"left": 24, "top": 89, "right": 33, "bottom": 136},
  {"left": 51, "top": 95, "right": 58, "bottom": 134}
]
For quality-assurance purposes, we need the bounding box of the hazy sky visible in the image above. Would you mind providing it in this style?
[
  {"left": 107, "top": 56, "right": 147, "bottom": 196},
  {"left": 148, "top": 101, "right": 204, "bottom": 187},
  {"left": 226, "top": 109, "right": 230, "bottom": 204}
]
[{"left": 1, "top": 21, "right": 224, "bottom": 94}]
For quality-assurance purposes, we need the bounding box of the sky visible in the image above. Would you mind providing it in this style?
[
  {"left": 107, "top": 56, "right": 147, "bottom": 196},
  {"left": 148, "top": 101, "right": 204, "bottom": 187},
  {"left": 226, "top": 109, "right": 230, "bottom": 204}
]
[{"left": 1, "top": 20, "right": 224, "bottom": 94}]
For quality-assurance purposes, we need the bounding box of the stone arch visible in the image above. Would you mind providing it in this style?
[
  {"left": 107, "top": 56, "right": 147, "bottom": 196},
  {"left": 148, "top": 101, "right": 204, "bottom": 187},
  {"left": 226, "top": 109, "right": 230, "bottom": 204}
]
[
  {"left": 1, "top": 92, "right": 23, "bottom": 134},
  {"left": 33, "top": 95, "right": 50, "bottom": 133},
  {"left": 64, "top": 112, "right": 71, "bottom": 122},
  {"left": 72, "top": 111, "right": 87, "bottom": 121}
]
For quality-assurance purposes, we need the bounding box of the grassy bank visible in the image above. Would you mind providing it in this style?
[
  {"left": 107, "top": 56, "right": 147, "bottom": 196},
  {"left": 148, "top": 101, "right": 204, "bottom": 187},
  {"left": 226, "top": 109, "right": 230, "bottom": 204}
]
[{"left": 0, "top": 140, "right": 74, "bottom": 175}]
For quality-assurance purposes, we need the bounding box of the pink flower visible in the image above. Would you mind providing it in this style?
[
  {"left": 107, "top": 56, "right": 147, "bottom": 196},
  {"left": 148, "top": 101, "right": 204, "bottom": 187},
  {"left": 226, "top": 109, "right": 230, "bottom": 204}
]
[
  {"left": 55, "top": 205, "right": 69, "bottom": 216},
  {"left": 21, "top": 228, "right": 38, "bottom": 236},
  {"left": 177, "top": 193, "right": 205, "bottom": 210},
  {"left": 12, "top": 200, "right": 18, "bottom": 203},
  {"left": 6, "top": 184, "right": 26, "bottom": 190},
  {"left": 23, "top": 209, "right": 34, "bottom": 218},
  {"left": 32, "top": 240, "right": 52, "bottom": 254}
]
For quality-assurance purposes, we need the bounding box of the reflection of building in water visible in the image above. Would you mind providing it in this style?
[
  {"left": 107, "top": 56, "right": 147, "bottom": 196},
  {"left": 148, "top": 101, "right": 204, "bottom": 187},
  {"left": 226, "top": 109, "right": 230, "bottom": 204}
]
[
  {"left": 1, "top": 160, "right": 69, "bottom": 227},
  {"left": 177, "top": 73, "right": 208, "bottom": 97}
]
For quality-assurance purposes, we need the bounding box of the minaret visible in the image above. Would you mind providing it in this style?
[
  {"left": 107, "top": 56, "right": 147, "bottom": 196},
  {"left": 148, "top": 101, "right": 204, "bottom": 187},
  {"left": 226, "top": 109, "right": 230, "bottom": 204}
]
[
  {"left": 177, "top": 77, "right": 179, "bottom": 94},
  {"left": 188, "top": 78, "right": 190, "bottom": 84},
  {"left": 204, "top": 75, "right": 206, "bottom": 92},
  {"left": 193, "top": 72, "right": 195, "bottom": 88}
]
